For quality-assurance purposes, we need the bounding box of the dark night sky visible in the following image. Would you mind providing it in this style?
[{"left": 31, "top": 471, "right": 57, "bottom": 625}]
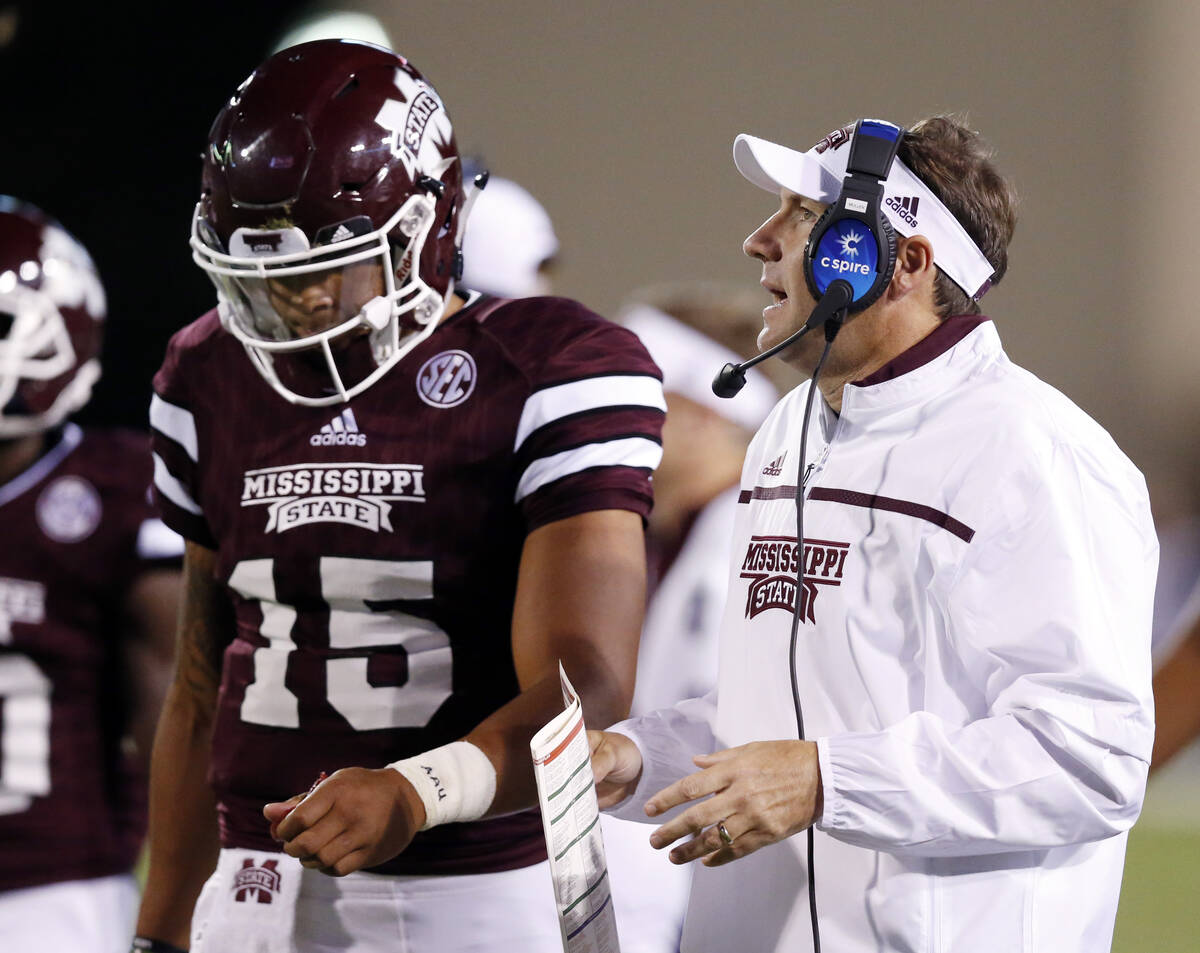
[{"left": 0, "top": 0, "right": 312, "bottom": 429}]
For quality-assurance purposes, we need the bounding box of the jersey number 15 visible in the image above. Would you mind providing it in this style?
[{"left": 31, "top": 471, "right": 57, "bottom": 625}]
[{"left": 229, "top": 556, "right": 453, "bottom": 731}]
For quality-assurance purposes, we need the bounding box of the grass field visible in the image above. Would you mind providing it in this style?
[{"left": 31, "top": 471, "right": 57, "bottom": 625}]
[
  {"left": 1112, "top": 749, "right": 1200, "bottom": 952},
  {"left": 1114, "top": 826, "right": 1200, "bottom": 951}
]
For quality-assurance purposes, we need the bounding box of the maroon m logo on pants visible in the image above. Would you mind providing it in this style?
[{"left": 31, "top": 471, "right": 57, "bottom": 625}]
[{"left": 233, "top": 858, "right": 282, "bottom": 903}]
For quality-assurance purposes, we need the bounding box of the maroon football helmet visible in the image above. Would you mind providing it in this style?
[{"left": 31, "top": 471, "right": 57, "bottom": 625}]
[
  {"left": 192, "top": 39, "right": 471, "bottom": 405},
  {"left": 0, "top": 198, "right": 105, "bottom": 438}
]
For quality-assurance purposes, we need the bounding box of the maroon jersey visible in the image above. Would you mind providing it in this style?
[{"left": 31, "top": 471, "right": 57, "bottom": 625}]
[
  {"left": 0, "top": 425, "right": 183, "bottom": 892},
  {"left": 149, "top": 294, "right": 665, "bottom": 874}
]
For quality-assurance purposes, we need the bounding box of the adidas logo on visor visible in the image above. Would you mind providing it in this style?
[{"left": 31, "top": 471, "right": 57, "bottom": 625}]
[
  {"left": 310, "top": 408, "right": 367, "bottom": 446},
  {"left": 884, "top": 194, "right": 920, "bottom": 227}
]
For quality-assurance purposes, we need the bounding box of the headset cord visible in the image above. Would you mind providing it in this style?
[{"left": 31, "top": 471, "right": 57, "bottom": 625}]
[{"left": 789, "top": 316, "right": 842, "bottom": 953}]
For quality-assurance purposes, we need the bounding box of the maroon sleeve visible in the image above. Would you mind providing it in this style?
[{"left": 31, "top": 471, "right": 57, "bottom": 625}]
[
  {"left": 148, "top": 314, "right": 220, "bottom": 549},
  {"left": 494, "top": 299, "right": 665, "bottom": 531},
  {"left": 97, "top": 428, "right": 185, "bottom": 581}
]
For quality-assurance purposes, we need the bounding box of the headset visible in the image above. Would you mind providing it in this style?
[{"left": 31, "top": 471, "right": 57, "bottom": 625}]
[
  {"left": 804, "top": 119, "right": 904, "bottom": 311},
  {"left": 711, "top": 118, "right": 906, "bottom": 399},
  {"left": 713, "top": 118, "right": 906, "bottom": 953}
]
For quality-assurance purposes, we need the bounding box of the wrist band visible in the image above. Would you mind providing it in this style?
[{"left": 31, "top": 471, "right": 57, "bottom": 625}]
[
  {"left": 132, "top": 937, "right": 188, "bottom": 953},
  {"left": 388, "top": 740, "right": 497, "bottom": 830}
]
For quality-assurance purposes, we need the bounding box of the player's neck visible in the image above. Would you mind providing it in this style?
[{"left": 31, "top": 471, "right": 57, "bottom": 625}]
[
  {"left": 437, "top": 289, "right": 467, "bottom": 326},
  {"left": 0, "top": 433, "right": 48, "bottom": 486}
]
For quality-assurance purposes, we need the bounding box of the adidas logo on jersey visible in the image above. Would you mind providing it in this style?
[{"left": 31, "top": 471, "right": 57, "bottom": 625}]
[
  {"left": 311, "top": 408, "right": 367, "bottom": 447},
  {"left": 762, "top": 452, "right": 786, "bottom": 477}
]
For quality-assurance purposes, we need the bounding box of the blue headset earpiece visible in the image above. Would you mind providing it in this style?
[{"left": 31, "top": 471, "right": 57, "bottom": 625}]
[{"left": 803, "top": 119, "right": 905, "bottom": 314}]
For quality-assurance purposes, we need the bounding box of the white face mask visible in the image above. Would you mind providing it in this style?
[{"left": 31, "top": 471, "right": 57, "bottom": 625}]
[{"left": 191, "top": 193, "right": 447, "bottom": 407}]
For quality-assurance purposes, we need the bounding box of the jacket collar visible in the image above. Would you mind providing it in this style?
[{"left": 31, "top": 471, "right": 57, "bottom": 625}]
[
  {"left": 852, "top": 314, "right": 991, "bottom": 388},
  {"left": 835, "top": 315, "right": 1001, "bottom": 418}
]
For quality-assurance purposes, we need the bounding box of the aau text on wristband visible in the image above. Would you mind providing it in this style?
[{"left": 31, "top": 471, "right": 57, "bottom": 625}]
[{"left": 388, "top": 740, "right": 497, "bottom": 830}]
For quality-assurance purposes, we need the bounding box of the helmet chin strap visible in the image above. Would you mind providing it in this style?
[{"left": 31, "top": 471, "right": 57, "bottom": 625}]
[
  {"left": 359, "top": 296, "right": 391, "bottom": 331},
  {"left": 456, "top": 170, "right": 491, "bottom": 247}
]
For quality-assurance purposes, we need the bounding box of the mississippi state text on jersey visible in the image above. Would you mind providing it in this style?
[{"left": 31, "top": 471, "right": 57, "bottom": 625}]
[
  {"left": 0, "top": 425, "right": 182, "bottom": 892},
  {"left": 149, "top": 293, "right": 665, "bottom": 874}
]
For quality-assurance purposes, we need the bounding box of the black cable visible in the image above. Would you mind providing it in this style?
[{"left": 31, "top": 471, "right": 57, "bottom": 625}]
[{"left": 789, "top": 314, "right": 843, "bottom": 953}]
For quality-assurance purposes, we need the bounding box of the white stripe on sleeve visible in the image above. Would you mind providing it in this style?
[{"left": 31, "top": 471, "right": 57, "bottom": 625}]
[
  {"left": 136, "top": 517, "right": 186, "bottom": 560},
  {"left": 153, "top": 453, "right": 203, "bottom": 516},
  {"left": 513, "top": 376, "right": 665, "bottom": 451},
  {"left": 149, "top": 394, "right": 199, "bottom": 462},
  {"left": 515, "top": 437, "right": 662, "bottom": 502}
]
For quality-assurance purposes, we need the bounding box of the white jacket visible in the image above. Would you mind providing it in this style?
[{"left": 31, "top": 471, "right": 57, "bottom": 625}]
[{"left": 607, "top": 318, "right": 1157, "bottom": 953}]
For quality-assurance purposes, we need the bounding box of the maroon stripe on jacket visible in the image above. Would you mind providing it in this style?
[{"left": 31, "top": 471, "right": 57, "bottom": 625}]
[
  {"left": 738, "top": 485, "right": 799, "bottom": 504},
  {"left": 809, "top": 487, "right": 975, "bottom": 542},
  {"left": 738, "top": 484, "right": 974, "bottom": 542}
]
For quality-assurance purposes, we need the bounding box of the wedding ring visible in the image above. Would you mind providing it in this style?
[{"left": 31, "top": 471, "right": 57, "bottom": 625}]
[{"left": 717, "top": 820, "right": 734, "bottom": 846}]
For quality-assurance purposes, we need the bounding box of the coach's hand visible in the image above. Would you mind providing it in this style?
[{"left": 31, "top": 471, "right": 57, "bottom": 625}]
[
  {"left": 263, "top": 767, "right": 426, "bottom": 876},
  {"left": 588, "top": 730, "right": 644, "bottom": 809},
  {"left": 644, "top": 740, "right": 822, "bottom": 867}
]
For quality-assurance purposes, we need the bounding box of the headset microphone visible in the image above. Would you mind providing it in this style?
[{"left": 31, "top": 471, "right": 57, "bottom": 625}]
[{"left": 712, "top": 279, "right": 853, "bottom": 398}]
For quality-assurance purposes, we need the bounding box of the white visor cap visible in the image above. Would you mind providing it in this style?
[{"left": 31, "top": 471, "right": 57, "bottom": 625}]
[
  {"left": 460, "top": 177, "right": 559, "bottom": 299},
  {"left": 733, "top": 132, "right": 994, "bottom": 300},
  {"left": 618, "top": 304, "right": 776, "bottom": 433}
]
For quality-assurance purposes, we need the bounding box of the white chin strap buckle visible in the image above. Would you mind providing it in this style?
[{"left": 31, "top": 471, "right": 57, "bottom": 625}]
[
  {"left": 360, "top": 296, "right": 392, "bottom": 331},
  {"left": 216, "top": 297, "right": 236, "bottom": 332}
]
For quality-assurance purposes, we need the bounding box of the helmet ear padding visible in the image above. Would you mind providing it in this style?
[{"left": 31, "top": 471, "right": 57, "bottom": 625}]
[{"left": 802, "top": 119, "right": 905, "bottom": 315}]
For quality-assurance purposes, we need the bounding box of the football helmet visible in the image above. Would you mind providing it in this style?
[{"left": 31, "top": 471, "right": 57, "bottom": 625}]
[
  {"left": 192, "top": 39, "right": 474, "bottom": 406},
  {"left": 0, "top": 197, "right": 105, "bottom": 438}
]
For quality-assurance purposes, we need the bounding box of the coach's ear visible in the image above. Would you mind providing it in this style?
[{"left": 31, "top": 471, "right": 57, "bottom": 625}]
[{"left": 888, "top": 235, "right": 935, "bottom": 302}]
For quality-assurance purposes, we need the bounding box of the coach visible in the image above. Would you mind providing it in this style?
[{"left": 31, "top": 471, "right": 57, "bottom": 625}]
[{"left": 590, "top": 115, "right": 1157, "bottom": 953}]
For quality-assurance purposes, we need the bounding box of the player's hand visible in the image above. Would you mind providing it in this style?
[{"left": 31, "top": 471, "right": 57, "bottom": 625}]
[
  {"left": 588, "top": 730, "right": 643, "bottom": 809},
  {"left": 264, "top": 792, "right": 305, "bottom": 842},
  {"left": 263, "top": 767, "right": 426, "bottom": 876},
  {"left": 643, "top": 740, "right": 822, "bottom": 868}
]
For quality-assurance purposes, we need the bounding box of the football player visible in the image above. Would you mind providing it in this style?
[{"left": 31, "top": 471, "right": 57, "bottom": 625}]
[
  {"left": 133, "top": 39, "right": 663, "bottom": 953},
  {"left": 0, "top": 197, "right": 182, "bottom": 951}
]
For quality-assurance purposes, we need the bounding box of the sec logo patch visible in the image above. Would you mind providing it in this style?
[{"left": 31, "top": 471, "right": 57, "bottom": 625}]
[
  {"left": 416, "top": 349, "right": 477, "bottom": 408},
  {"left": 37, "top": 475, "right": 102, "bottom": 543}
]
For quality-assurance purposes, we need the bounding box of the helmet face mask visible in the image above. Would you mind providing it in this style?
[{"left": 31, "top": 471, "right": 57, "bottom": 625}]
[
  {"left": 193, "top": 39, "right": 466, "bottom": 406},
  {"left": 0, "top": 199, "right": 104, "bottom": 439}
]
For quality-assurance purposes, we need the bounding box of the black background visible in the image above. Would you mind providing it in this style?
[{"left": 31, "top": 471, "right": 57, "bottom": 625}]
[{"left": 0, "top": 0, "right": 312, "bottom": 429}]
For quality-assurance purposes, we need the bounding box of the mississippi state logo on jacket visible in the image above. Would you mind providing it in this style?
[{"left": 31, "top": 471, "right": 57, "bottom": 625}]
[{"left": 739, "top": 534, "right": 850, "bottom": 623}]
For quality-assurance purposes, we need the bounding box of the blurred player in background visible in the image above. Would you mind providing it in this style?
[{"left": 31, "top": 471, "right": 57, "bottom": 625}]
[
  {"left": 1149, "top": 581, "right": 1200, "bottom": 773},
  {"left": 459, "top": 170, "right": 559, "bottom": 299},
  {"left": 0, "top": 198, "right": 181, "bottom": 951},
  {"left": 133, "top": 39, "right": 663, "bottom": 953},
  {"left": 269, "top": 2, "right": 394, "bottom": 54},
  {"left": 605, "top": 286, "right": 780, "bottom": 953},
  {"left": 618, "top": 285, "right": 784, "bottom": 717}
]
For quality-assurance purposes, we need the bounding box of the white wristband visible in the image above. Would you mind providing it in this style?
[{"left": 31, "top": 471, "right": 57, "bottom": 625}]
[{"left": 388, "top": 741, "right": 497, "bottom": 831}]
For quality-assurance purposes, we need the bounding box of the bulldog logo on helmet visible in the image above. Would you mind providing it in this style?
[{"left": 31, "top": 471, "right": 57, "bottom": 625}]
[{"left": 375, "top": 69, "right": 455, "bottom": 181}]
